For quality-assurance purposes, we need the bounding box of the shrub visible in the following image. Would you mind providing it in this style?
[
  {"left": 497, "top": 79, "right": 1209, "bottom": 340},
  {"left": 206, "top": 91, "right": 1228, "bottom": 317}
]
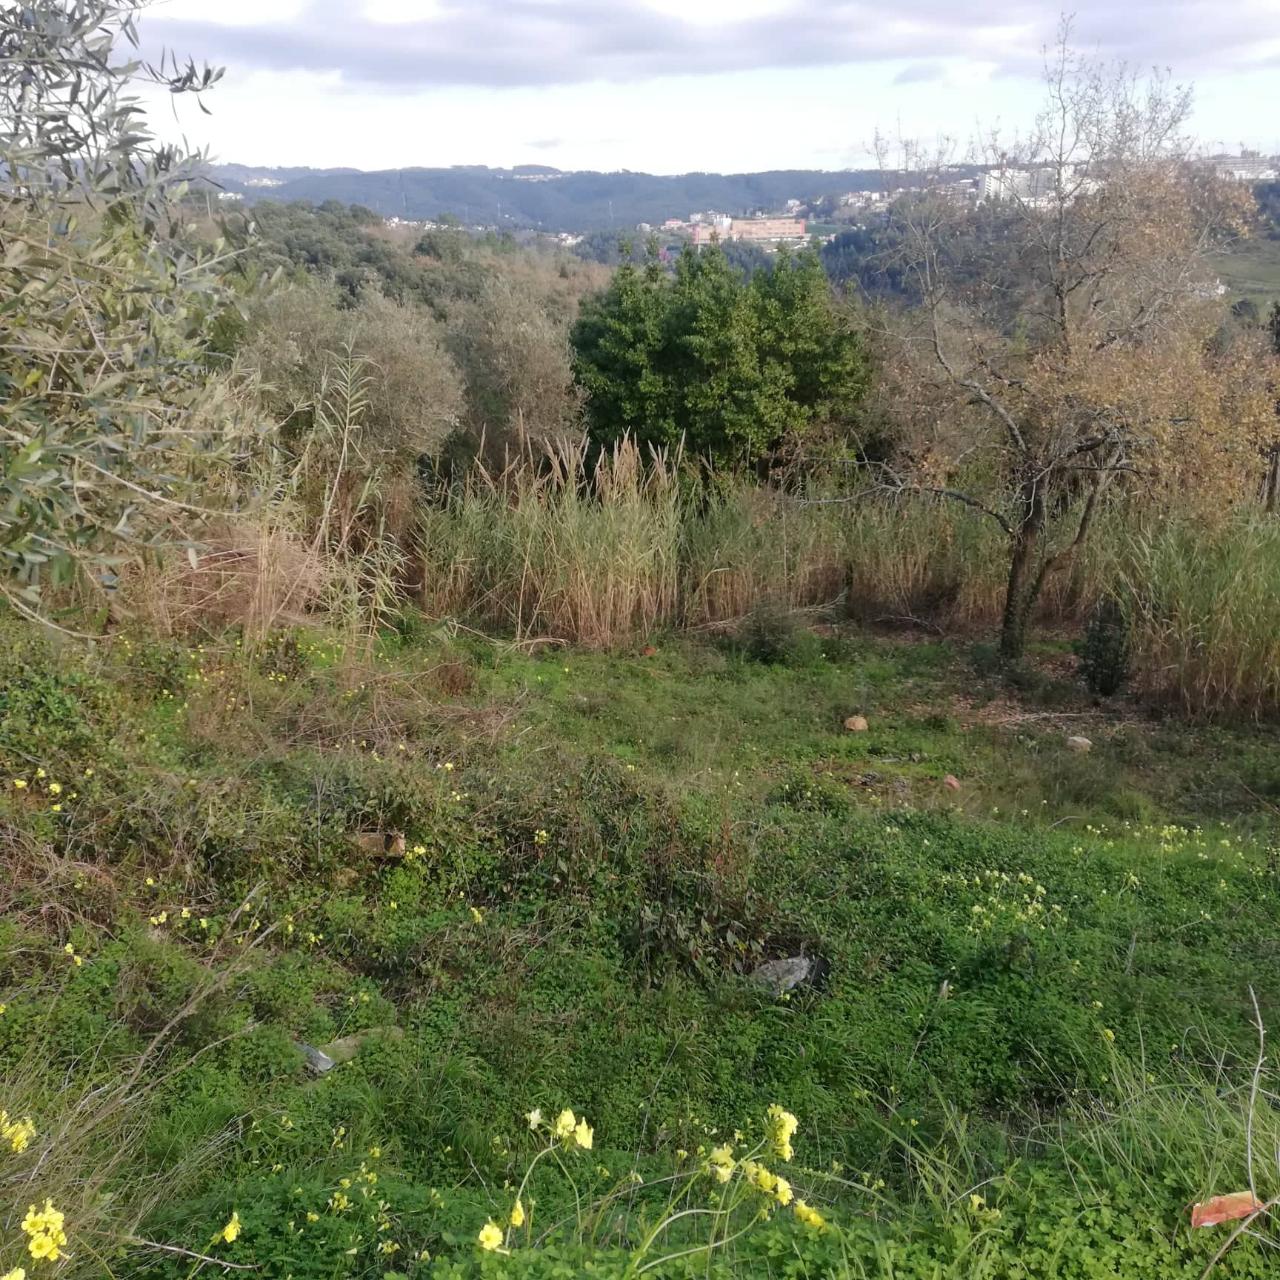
[
  {"left": 1079, "top": 595, "right": 1132, "bottom": 697},
  {"left": 239, "top": 283, "right": 465, "bottom": 467}
]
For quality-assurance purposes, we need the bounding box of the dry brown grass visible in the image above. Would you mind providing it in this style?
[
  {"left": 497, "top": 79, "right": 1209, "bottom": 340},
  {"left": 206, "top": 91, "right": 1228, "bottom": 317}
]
[{"left": 124, "top": 517, "right": 330, "bottom": 640}]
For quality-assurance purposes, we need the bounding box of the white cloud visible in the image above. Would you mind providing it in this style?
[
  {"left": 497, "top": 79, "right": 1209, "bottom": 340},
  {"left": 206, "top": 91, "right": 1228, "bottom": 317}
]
[
  {"left": 147, "top": 0, "right": 306, "bottom": 26},
  {"left": 134, "top": 1, "right": 1280, "bottom": 173},
  {"left": 361, "top": 0, "right": 447, "bottom": 24},
  {"left": 641, "top": 0, "right": 796, "bottom": 25}
]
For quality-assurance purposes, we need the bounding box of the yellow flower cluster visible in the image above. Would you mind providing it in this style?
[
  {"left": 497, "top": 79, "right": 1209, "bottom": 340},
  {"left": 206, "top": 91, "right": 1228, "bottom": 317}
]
[
  {"left": 1, "top": 1266, "right": 27, "bottom": 1280},
  {"left": 545, "top": 1108, "right": 593, "bottom": 1149},
  {"left": 219, "top": 1211, "right": 241, "bottom": 1244},
  {"left": 765, "top": 1105, "right": 798, "bottom": 1162},
  {"left": 742, "top": 1160, "right": 792, "bottom": 1206},
  {"left": 21, "top": 1200, "right": 66, "bottom": 1262},
  {"left": 1, "top": 1110, "right": 36, "bottom": 1154},
  {"left": 477, "top": 1220, "right": 505, "bottom": 1252},
  {"left": 706, "top": 1144, "right": 736, "bottom": 1184},
  {"left": 793, "top": 1199, "right": 826, "bottom": 1230}
]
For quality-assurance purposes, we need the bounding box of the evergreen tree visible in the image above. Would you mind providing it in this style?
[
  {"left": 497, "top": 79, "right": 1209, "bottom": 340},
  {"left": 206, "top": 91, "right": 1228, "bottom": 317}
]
[{"left": 571, "top": 245, "right": 868, "bottom": 466}]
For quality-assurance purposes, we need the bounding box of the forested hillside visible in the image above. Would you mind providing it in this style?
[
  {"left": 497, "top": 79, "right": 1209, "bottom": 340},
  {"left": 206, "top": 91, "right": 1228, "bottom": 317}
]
[{"left": 209, "top": 163, "right": 890, "bottom": 229}]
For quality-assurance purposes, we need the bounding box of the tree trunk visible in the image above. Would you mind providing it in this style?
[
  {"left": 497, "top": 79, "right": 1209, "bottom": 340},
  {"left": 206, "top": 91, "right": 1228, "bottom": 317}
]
[
  {"left": 999, "top": 479, "right": 1045, "bottom": 663},
  {"left": 1264, "top": 443, "right": 1280, "bottom": 515}
]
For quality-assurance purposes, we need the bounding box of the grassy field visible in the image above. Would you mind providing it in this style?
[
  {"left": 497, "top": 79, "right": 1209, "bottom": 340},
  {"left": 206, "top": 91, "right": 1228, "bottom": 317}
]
[
  {"left": 2, "top": 620, "right": 1280, "bottom": 1276},
  {"left": 1213, "top": 234, "right": 1280, "bottom": 310}
]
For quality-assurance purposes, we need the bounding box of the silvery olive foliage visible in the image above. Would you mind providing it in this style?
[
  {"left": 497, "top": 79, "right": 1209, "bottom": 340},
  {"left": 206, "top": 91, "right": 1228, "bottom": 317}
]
[{"left": 0, "top": 1, "right": 239, "bottom": 611}]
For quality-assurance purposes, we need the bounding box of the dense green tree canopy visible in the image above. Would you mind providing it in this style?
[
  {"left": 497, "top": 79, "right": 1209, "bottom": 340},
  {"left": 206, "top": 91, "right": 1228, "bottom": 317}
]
[{"left": 570, "top": 246, "right": 869, "bottom": 466}]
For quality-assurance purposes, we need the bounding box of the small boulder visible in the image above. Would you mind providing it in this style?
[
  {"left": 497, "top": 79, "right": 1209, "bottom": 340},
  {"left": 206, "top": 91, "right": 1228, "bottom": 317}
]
[
  {"left": 297, "top": 1043, "right": 336, "bottom": 1076},
  {"left": 750, "top": 956, "right": 811, "bottom": 996},
  {"left": 319, "top": 1025, "right": 405, "bottom": 1065},
  {"left": 1065, "top": 735, "right": 1093, "bottom": 753},
  {"left": 843, "top": 715, "right": 869, "bottom": 733}
]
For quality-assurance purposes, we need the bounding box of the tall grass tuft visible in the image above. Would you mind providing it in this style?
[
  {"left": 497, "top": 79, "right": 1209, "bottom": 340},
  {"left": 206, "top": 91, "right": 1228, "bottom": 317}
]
[
  {"left": 1123, "top": 517, "right": 1280, "bottom": 719},
  {"left": 419, "top": 438, "right": 682, "bottom": 646}
]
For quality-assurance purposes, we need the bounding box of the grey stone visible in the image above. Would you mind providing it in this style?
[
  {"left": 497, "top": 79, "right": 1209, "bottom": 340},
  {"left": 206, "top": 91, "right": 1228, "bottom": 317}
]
[
  {"left": 1065, "top": 735, "right": 1093, "bottom": 753},
  {"left": 750, "top": 956, "right": 812, "bottom": 996},
  {"left": 318, "top": 1026, "right": 405, "bottom": 1064},
  {"left": 298, "top": 1043, "right": 336, "bottom": 1075}
]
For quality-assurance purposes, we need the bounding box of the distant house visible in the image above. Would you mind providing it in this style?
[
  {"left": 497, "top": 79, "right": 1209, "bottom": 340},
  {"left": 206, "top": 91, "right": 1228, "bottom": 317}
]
[
  {"left": 729, "top": 216, "right": 807, "bottom": 244},
  {"left": 1208, "top": 153, "right": 1279, "bottom": 183}
]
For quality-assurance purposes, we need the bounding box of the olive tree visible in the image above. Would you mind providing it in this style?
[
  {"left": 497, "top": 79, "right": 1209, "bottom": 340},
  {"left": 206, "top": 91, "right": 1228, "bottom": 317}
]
[{"left": 0, "top": 0, "right": 235, "bottom": 615}]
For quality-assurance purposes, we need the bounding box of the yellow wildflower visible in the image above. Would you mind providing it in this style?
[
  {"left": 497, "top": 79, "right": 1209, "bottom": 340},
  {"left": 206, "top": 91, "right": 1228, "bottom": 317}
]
[
  {"left": 47, "top": 783, "right": 61, "bottom": 796},
  {"left": 772, "top": 1174, "right": 793, "bottom": 1206},
  {"left": 477, "top": 1220, "right": 504, "bottom": 1252},
  {"left": 526, "top": 1107, "right": 543, "bottom": 1130},
  {"left": 21, "top": 1200, "right": 66, "bottom": 1262},
  {"left": 707, "top": 1145, "right": 736, "bottom": 1184},
  {"left": 574, "top": 1118, "right": 593, "bottom": 1150},
  {"left": 554, "top": 1109, "right": 577, "bottom": 1140},
  {"left": 765, "top": 1105, "right": 798, "bottom": 1162},
  {"left": 793, "top": 1200, "right": 825, "bottom": 1230},
  {"left": 12, "top": 779, "right": 27, "bottom": 790},
  {"left": 510, "top": 1197, "right": 526, "bottom": 1228},
  {"left": 469, "top": 906, "right": 484, "bottom": 923},
  {"left": 219, "top": 1211, "right": 241, "bottom": 1244},
  {"left": 27, "top": 1237, "right": 58, "bottom": 1262},
  {"left": 1, "top": 1266, "right": 27, "bottom": 1280},
  {"left": 2, "top": 1111, "right": 37, "bottom": 1153}
]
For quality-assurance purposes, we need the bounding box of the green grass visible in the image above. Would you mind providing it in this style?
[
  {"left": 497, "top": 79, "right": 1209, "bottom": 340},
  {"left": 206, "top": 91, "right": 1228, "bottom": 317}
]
[
  {"left": 2, "top": 621, "right": 1280, "bottom": 1276},
  {"left": 1212, "top": 235, "right": 1280, "bottom": 308}
]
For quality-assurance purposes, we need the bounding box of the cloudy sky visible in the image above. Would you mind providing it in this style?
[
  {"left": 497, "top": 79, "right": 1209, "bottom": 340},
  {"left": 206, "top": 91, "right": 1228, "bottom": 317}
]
[{"left": 137, "top": 0, "right": 1280, "bottom": 174}]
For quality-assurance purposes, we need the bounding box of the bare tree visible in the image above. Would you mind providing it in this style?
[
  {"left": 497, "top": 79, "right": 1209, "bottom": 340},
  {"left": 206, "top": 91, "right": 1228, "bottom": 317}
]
[{"left": 877, "top": 22, "right": 1269, "bottom": 660}]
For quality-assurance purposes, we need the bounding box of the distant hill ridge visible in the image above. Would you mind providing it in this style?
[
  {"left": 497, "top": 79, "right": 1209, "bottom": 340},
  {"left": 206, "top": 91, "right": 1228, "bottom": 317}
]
[{"left": 206, "top": 163, "right": 893, "bottom": 232}]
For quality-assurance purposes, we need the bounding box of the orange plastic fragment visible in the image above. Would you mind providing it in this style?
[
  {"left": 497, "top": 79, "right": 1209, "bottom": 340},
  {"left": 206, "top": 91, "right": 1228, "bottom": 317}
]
[{"left": 1191, "top": 1192, "right": 1263, "bottom": 1228}]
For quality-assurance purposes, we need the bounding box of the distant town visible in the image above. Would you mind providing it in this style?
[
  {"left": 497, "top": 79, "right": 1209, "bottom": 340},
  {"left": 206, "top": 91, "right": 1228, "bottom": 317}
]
[{"left": 211, "top": 150, "right": 1280, "bottom": 250}]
